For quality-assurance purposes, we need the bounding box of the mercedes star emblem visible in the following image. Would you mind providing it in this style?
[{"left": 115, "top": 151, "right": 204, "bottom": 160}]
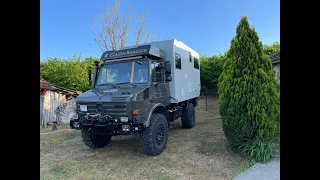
[{"left": 96, "top": 103, "right": 104, "bottom": 113}]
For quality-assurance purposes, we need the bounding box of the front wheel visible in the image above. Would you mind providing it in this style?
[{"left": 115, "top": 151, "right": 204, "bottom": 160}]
[
  {"left": 81, "top": 129, "right": 111, "bottom": 148},
  {"left": 139, "top": 113, "right": 169, "bottom": 156}
]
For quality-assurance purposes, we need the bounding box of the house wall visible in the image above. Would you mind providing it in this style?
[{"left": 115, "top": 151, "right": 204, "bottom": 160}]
[
  {"left": 58, "top": 98, "right": 77, "bottom": 124},
  {"left": 273, "top": 63, "right": 280, "bottom": 82},
  {"left": 41, "top": 90, "right": 66, "bottom": 125},
  {"left": 40, "top": 95, "right": 44, "bottom": 126},
  {"left": 40, "top": 90, "right": 77, "bottom": 126}
]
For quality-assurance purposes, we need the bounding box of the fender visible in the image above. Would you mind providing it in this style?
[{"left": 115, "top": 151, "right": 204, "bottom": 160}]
[{"left": 143, "top": 103, "right": 168, "bottom": 127}]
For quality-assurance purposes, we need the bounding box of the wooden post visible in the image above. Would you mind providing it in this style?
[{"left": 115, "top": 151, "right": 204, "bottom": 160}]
[
  {"left": 42, "top": 95, "right": 47, "bottom": 129},
  {"left": 40, "top": 95, "right": 47, "bottom": 128},
  {"left": 43, "top": 116, "right": 47, "bottom": 129},
  {"left": 40, "top": 96, "right": 43, "bottom": 126}
]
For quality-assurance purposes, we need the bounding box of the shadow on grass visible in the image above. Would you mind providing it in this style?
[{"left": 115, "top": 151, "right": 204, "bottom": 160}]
[{"left": 198, "top": 138, "right": 232, "bottom": 155}]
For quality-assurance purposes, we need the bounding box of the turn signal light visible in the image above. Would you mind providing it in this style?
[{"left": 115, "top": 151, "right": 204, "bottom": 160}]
[{"left": 132, "top": 109, "right": 141, "bottom": 115}]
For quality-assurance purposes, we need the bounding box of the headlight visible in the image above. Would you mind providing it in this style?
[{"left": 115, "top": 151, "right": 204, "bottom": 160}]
[
  {"left": 120, "top": 117, "right": 128, "bottom": 122},
  {"left": 80, "top": 105, "right": 87, "bottom": 112}
]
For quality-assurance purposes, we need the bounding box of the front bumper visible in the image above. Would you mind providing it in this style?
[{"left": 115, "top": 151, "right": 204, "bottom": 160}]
[{"left": 70, "top": 115, "right": 144, "bottom": 136}]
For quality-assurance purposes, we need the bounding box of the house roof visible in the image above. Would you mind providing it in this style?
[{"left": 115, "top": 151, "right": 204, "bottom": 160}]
[
  {"left": 40, "top": 76, "right": 54, "bottom": 90},
  {"left": 53, "top": 86, "right": 80, "bottom": 96},
  {"left": 270, "top": 52, "right": 280, "bottom": 64},
  {"left": 40, "top": 76, "right": 81, "bottom": 96}
]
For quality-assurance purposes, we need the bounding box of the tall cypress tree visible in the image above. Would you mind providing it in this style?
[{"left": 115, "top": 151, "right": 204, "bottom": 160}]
[{"left": 218, "top": 15, "right": 280, "bottom": 161}]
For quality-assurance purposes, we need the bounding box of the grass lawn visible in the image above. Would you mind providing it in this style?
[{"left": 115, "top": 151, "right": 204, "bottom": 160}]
[{"left": 40, "top": 96, "right": 249, "bottom": 180}]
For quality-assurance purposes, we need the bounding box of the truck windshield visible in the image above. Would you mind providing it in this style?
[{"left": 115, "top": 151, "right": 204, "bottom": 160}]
[{"left": 96, "top": 60, "right": 149, "bottom": 86}]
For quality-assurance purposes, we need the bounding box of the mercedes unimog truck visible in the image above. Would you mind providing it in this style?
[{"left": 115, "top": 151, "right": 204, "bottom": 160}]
[{"left": 70, "top": 39, "right": 201, "bottom": 156}]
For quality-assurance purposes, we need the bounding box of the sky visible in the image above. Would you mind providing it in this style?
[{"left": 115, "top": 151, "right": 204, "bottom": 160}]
[{"left": 40, "top": 0, "right": 280, "bottom": 60}]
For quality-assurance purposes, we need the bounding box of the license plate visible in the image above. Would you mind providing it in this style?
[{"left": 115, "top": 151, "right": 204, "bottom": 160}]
[{"left": 80, "top": 105, "right": 87, "bottom": 112}]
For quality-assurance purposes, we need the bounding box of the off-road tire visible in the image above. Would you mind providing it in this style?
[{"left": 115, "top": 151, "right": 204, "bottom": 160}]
[
  {"left": 140, "top": 113, "right": 168, "bottom": 156},
  {"left": 81, "top": 129, "right": 111, "bottom": 148},
  {"left": 181, "top": 103, "right": 195, "bottom": 128}
]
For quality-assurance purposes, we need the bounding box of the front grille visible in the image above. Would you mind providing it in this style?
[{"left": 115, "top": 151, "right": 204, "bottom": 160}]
[{"left": 77, "top": 102, "right": 129, "bottom": 117}]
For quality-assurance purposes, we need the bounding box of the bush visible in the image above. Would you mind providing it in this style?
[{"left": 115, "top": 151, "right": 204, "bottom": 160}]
[
  {"left": 218, "top": 15, "right": 280, "bottom": 162},
  {"left": 200, "top": 53, "right": 227, "bottom": 89}
]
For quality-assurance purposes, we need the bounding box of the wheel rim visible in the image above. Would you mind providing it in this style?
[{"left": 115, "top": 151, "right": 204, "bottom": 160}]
[{"left": 155, "top": 124, "right": 165, "bottom": 146}]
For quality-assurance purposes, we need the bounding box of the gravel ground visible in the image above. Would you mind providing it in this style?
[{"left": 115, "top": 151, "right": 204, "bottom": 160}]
[{"left": 233, "top": 158, "right": 280, "bottom": 180}]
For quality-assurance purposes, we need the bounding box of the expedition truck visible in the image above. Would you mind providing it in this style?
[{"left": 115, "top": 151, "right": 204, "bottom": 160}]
[{"left": 70, "top": 39, "right": 201, "bottom": 155}]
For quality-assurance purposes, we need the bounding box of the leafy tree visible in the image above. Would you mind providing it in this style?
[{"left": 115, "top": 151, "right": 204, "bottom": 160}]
[
  {"left": 199, "top": 41, "right": 279, "bottom": 90},
  {"left": 218, "top": 15, "right": 280, "bottom": 162},
  {"left": 263, "top": 41, "right": 280, "bottom": 55},
  {"left": 40, "top": 55, "right": 98, "bottom": 92}
]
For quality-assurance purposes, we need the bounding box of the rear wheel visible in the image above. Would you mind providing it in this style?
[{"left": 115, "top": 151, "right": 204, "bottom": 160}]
[
  {"left": 81, "top": 129, "right": 111, "bottom": 148},
  {"left": 181, "top": 103, "right": 195, "bottom": 128},
  {"left": 140, "top": 113, "right": 168, "bottom": 156}
]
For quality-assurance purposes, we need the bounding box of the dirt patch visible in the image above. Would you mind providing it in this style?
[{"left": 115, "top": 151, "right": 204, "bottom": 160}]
[
  {"left": 40, "top": 124, "right": 71, "bottom": 133},
  {"left": 40, "top": 96, "right": 247, "bottom": 180}
]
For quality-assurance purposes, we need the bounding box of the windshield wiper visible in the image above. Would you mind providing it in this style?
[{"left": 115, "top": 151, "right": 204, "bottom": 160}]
[
  {"left": 114, "top": 81, "right": 137, "bottom": 87},
  {"left": 96, "top": 83, "right": 116, "bottom": 88},
  {"left": 114, "top": 81, "right": 130, "bottom": 85}
]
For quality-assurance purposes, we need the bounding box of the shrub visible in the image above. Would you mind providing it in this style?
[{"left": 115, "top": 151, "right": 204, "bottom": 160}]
[
  {"left": 218, "top": 15, "right": 280, "bottom": 162},
  {"left": 200, "top": 53, "right": 227, "bottom": 89},
  {"left": 239, "top": 139, "right": 277, "bottom": 162}
]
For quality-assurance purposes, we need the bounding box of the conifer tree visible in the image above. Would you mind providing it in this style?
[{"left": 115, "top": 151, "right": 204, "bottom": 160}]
[{"left": 218, "top": 15, "right": 280, "bottom": 161}]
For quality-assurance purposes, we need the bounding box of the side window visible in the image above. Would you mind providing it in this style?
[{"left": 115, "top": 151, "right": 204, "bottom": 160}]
[
  {"left": 151, "top": 62, "right": 163, "bottom": 82},
  {"left": 189, "top": 52, "right": 192, "bottom": 62},
  {"left": 194, "top": 57, "right": 199, "bottom": 69},
  {"left": 175, "top": 53, "right": 181, "bottom": 69},
  {"left": 133, "top": 61, "right": 148, "bottom": 84}
]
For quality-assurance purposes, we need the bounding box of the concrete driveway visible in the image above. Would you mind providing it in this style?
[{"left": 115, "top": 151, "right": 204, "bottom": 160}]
[{"left": 234, "top": 158, "right": 280, "bottom": 180}]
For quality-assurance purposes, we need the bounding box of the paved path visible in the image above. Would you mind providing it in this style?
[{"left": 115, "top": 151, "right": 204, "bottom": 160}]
[{"left": 234, "top": 158, "right": 280, "bottom": 180}]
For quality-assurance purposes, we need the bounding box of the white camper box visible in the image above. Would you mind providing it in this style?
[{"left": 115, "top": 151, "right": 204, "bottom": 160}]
[
  {"left": 149, "top": 39, "right": 200, "bottom": 103},
  {"left": 123, "top": 39, "right": 201, "bottom": 103}
]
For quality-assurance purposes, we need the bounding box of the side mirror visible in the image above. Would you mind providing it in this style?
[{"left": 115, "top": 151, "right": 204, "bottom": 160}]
[
  {"left": 166, "top": 75, "right": 172, "bottom": 82},
  {"left": 88, "top": 69, "right": 92, "bottom": 86},
  {"left": 164, "top": 61, "right": 171, "bottom": 75}
]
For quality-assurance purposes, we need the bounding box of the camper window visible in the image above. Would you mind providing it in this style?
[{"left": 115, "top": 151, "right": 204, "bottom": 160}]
[
  {"left": 194, "top": 57, "right": 199, "bottom": 69},
  {"left": 175, "top": 53, "right": 181, "bottom": 69}
]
